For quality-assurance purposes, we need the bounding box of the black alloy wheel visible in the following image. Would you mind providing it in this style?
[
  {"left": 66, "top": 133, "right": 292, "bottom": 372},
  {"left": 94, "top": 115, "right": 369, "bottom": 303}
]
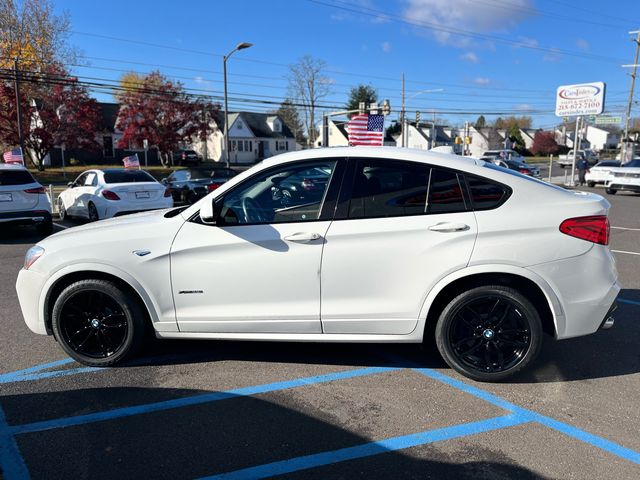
[
  {"left": 52, "top": 279, "right": 146, "bottom": 366},
  {"left": 87, "top": 202, "right": 99, "bottom": 222},
  {"left": 435, "top": 286, "right": 542, "bottom": 382}
]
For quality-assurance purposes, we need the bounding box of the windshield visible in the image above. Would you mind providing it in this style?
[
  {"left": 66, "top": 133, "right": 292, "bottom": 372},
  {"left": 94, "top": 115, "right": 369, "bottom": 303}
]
[
  {"left": 623, "top": 159, "right": 640, "bottom": 168},
  {"left": 103, "top": 170, "right": 157, "bottom": 183}
]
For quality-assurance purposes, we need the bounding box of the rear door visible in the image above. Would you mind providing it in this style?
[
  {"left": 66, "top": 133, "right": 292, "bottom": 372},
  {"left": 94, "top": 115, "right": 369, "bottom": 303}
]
[
  {"left": 320, "top": 158, "right": 478, "bottom": 335},
  {"left": 0, "top": 169, "right": 39, "bottom": 213}
]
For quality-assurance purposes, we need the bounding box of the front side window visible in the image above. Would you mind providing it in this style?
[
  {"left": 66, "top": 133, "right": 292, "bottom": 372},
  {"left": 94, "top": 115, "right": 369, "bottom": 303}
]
[
  {"left": 348, "top": 159, "right": 430, "bottom": 219},
  {"left": 218, "top": 160, "right": 337, "bottom": 225}
]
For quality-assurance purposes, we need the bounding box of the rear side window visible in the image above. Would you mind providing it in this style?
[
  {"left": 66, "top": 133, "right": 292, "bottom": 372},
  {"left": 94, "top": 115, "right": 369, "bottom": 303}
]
[
  {"left": 0, "top": 169, "right": 36, "bottom": 186},
  {"left": 348, "top": 159, "right": 430, "bottom": 218},
  {"left": 427, "top": 168, "right": 466, "bottom": 214},
  {"left": 466, "top": 175, "right": 511, "bottom": 210},
  {"left": 103, "top": 170, "right": 156, "bottom": 183}
]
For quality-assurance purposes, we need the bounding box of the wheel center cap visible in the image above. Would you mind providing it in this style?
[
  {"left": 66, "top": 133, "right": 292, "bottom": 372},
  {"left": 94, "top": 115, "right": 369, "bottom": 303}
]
[
  {"left": 482, "top": 328, "right": 495, "bottom": 340},
  {"left": 90, "top": 319, "right": 101, "bottom": 329}
]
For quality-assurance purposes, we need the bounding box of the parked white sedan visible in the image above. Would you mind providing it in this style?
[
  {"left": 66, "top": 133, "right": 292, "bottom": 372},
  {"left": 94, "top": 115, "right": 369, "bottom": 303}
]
[
  {"left": 585, "top": 160, "right": 621, "bottom": 187},
  {"left": 57, "top": 169, "right": 173, "bottom": 221},
  {"left": 16, "top": 148, "right": 619, "bottom": 381}
]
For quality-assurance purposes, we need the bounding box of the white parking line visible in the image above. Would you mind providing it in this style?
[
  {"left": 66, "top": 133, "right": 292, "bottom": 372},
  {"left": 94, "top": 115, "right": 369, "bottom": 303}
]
[
  {"left": 611, "top": 227, "right": 640, "bottom": 231},
  {"left": 53, "top": 223, "right": 69, "bottom": 230},
  {"left": 611, "top": 249, "right": 640, "bottom": 256}
]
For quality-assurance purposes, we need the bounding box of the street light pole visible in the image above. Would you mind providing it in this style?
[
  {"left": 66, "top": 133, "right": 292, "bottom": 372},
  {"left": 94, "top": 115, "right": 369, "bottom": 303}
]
[
  {"left": 13, "top": 58, "right": 25, "bottom": 156},
  {"left": 622, "top": 30, "right": 640, "bottom": 163},
  {"left": 223, "top": 42, "right": 253, "bottom": 168}
]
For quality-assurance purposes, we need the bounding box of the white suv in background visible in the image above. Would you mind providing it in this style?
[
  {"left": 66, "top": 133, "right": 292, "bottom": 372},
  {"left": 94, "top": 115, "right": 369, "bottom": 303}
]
[{"left": 0, "top": 163, "right": 52, "bottom": 235}]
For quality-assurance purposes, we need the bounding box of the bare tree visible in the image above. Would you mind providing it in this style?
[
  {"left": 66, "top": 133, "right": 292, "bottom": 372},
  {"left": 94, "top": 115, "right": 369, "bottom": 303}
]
[{"left": 287, "top": 55, "right": 331, "bottom": 147}]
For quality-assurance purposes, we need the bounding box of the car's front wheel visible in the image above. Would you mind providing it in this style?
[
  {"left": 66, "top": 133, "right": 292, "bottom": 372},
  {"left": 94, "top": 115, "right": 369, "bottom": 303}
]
[
  {"left": 605, "top": 188, "right": 617, "bottom": 195},
  {"left": 51, "top": 279, "right": 146, "bottom": 366},
  {"left": 87, "top": 202, "right": 99, "bottom": 222},
  {"left": 57, "top": 198, "right": 67, "bottom": 221},
  {"left": 435, "top": 285, "right": 543, "bottom": 382}
]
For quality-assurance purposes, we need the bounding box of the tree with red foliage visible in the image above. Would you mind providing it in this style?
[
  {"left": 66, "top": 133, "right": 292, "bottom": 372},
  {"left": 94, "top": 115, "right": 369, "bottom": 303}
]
[
  {"left": 531, "top": 130, "right": 560, "bottom": 156},
  {"left": 0, "top": 65, "right": 101, "bottom": 170},
  {"left": 116, "top": 71, "right": 219, "bottom": 166}
]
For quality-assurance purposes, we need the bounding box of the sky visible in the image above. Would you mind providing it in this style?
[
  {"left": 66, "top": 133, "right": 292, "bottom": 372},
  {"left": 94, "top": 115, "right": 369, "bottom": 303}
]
[{"left": 54, "top": 0, "right": 640, "bottom": 130}]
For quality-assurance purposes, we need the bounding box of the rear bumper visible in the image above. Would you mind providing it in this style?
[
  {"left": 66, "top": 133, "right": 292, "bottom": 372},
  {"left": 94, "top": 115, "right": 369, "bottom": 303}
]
[
  {"left": 0, "top": 210, "right": 52, "bottom": 225},
  {"left": 527, "top": 245, "right": 620, "bottom": 339},
  {"left": 607, "top": 183, "right": 640, "bottom": 192},
  {"left": 103, "top": 199, "right": 173, "bottom": 218}
]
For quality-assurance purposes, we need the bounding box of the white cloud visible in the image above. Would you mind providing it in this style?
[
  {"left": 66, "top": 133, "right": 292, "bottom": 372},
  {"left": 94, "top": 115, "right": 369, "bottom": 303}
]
[
  {"left": 516, "top": 36, "right": 539, "bottom": 49},
  {"left": 194, "top": 76, "right": 212, "bottom": 89},
  {"left": 460, "top": 52, "right": 479, "bottom": 63},
  {"left": 403, "top": 0, "right": 535, "bottom": 47},
  {"left": 474, "top": 77, "right": 491, "bottom": 85},
  {"left": 576, "top": 38, "right": 589, "bottom": 51},
  {"left": 381, "top": 41, "right": 392, "bottom": 53},
  {"left": 516, "top": 104, "right": 533, "bottom": 111}
]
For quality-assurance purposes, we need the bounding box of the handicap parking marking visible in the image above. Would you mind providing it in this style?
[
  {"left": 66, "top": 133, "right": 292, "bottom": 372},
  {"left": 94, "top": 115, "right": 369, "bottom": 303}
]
[
  {"left": 199, "top": 414, "right": 530, "bottom": 480},
  {"left": 9, "top": 366, "right": 400, "bottom": 435},
  {"left": 0, "top": 358, "right": 102, "bottom": 385},
  {"left": 0, "top": 405, "right": 30, "bottom": 480}
]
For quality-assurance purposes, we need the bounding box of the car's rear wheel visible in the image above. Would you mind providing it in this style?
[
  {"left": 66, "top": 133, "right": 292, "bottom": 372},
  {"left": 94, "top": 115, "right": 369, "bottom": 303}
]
[
  {"left": 606, "top": 188, "right": 617, "bottom": 195},
  {"left": 87, "top": 202, "right": 99, "bottom": 222},
  {"left": 435, "top": 285, "right": 543, "bottom": 382},
  {"left": 51, "top": 279, "right": 146, "bottom": 366},
  {"left": 57, "top": 198, "right": 67, "bottom": 220}
]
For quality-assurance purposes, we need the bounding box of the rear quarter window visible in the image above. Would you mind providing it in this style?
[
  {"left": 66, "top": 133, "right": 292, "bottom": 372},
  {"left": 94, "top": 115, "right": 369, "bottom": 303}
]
[
  {"left": 0, "top": 170, "right": 36, "bottom": 186},
  {"left": 466, "top": 175, "right": 511, "bottom": 211}
]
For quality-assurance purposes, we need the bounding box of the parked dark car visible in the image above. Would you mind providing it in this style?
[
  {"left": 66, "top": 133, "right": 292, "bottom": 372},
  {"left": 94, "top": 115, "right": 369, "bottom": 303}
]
[
  {"left": 172, "top": 150, "right": 201, "bottom": 166},
  {"left": 270, "top": 166, "right": 332, "bottom": 205},
  {"left": 491, "top": 159, "right": 541, "bottom": 178},
  {"left": 162, "top": 167, "right": 238, "bottom": 204}
]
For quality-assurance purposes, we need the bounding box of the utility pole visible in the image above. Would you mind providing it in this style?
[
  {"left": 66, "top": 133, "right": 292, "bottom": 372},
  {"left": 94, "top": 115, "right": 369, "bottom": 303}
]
[
  {"left": 13, "top": 58, "right": 25, "bottom": 155},
  {"left": 622, "top": 30, "right": 640, "bottom": 162},
  {"left": 401, "top": 73, "right": 406, "bottom": 148}
]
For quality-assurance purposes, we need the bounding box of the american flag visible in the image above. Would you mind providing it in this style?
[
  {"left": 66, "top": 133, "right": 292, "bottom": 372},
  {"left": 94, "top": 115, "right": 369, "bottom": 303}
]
[
  {"left": 3, "top": 147, "right": 24, "bottom": 165},
  {"left": 347, "top": 114, "right": 384, "bottom": 146},
  {"left": 122, "top": 154, "right": 140, "bottom": 169}
]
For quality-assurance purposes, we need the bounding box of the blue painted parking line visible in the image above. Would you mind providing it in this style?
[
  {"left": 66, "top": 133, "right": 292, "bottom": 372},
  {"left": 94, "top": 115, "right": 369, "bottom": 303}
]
[
  {"left": 0, "top": 405, "right": 29, "bottom": 480},
  {"left": 10, "top": 366, "right": 399, "bottom": 435},
  {"left": 414, "top": 368, "right": 640, "bottom": 465},
  {"left": 199, "top": 414, "right": 529, "bottom": 480},
  {"left": 0, "top": 358, "right": 101, "bottom": 385}
]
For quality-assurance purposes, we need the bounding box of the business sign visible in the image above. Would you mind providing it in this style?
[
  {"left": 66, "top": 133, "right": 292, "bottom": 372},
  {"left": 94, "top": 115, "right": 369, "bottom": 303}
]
[
  {"left": 594, "top": 116, "right": 621, "bottom": 125},
  {"left": 555, "top": 82, "right": 605, "bottom": 117}
]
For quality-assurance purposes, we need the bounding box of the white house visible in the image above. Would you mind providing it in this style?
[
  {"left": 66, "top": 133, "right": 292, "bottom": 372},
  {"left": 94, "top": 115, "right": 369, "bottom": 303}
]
[
  {"left": 392, "top": 122, "right": 456, "bottom": 151},
  {"left": 193, "top": 112, "right": 296, "bottom": 164},
  {"left": 585, "top": 125, "right": 619, "bottom": 151}
]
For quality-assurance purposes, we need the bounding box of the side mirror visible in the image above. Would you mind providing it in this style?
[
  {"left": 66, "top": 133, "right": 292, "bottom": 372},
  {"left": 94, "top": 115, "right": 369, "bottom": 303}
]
[
  {"left": 67, "top": 182, "right": 74, "bottom": 188},
  {"left": 200, "top": 200, "right": 218, "bottom": 225},
  {"left": 161, "top": 178, "right": 168, "bottom": 185}
]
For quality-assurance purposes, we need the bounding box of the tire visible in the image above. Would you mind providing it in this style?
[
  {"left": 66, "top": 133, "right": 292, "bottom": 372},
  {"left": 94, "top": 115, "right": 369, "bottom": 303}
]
[
  {"left": 587, "top": 181, "right": 595, "bottom": 188},
  {"left": 87, "top": 202, "right": 99, "bottom": 222},
  {"left": 36, "top": 219, "right": 53, "bottom": 236},
  {"left": 606, "top": 188, "right": 617, "bottom": 195},
  {"left": 57, "top": 198, "right": 67, "bottom": 221},
  {"left": 435, "top": 285, "right": 543, "bottom": 382},
  {"left": 51, "top": 279, "right": 147, "bottom": 366}
]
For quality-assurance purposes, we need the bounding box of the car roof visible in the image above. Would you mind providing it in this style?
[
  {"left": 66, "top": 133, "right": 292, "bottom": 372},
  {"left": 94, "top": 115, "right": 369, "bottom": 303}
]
[
  {"left": 0, "top": 163, "right": 28, "bottom": 171},
  {"left": 261, "top": 147, "right": 482, "bottom": 171}
]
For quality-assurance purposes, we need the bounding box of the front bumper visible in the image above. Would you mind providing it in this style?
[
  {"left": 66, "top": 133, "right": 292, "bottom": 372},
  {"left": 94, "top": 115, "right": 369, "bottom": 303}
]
[
  {"left": 16, "top": 267, "right": 49, "bottom": 335},
  {"left": 607, "top": 182, "right": 640, "bottom": 192}
]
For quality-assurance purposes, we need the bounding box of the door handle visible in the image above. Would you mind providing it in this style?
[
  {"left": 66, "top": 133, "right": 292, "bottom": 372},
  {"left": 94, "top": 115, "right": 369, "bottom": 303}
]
[
  {"left": 428, "top": 222, "right": 470, "bottom": 233},
  {"left": 283, "top": 232, "right": 322, "bottom": 243}
]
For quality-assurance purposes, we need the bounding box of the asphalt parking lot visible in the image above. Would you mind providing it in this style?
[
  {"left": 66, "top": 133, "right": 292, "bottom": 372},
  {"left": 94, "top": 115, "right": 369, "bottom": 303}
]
[{"left": 1, "top": 184, "right": 639, "bottom": 479}]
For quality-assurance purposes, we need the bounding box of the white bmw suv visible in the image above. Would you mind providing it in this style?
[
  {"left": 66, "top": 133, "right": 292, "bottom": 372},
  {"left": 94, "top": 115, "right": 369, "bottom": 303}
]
[{"left": 16, "top": 148, "right": 620, "bottom": 381}]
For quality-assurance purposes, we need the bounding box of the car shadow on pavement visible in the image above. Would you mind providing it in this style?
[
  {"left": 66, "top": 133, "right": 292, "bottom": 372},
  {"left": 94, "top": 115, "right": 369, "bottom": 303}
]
[
  {"left": 1, "top": 386, "right": 549, "bottom": 480},
  {"left": 0, "top": 225, "right": 48, "bottom": 245},
  {"left": 510, "top": 288, "right": 640, "bottom": 384}
]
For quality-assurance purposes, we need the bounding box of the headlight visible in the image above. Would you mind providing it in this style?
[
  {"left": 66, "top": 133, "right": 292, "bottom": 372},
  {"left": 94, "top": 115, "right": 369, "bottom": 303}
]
[{"left": 24, "top": 245, "right": 45, "bottom": 270}]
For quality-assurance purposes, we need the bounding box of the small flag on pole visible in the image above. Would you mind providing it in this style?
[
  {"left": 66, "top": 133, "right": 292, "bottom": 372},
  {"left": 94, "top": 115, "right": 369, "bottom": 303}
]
[
  {"left": 122, "top": 154, "right": 140, "bottom": 169},
  {"left": 3, "top": 147, "right": 24, "bottom": 165},
  {"left": 347, "top": 114, "right": 384, "bottom": 146}
]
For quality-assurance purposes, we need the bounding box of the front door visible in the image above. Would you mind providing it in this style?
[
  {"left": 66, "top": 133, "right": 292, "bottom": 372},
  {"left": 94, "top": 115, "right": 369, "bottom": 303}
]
[
  {"left": 320, "top": 158, "right": 478, "bottom": 335},
  {"left": 170, "top": 158, "right": 343, "bottom": 334}
]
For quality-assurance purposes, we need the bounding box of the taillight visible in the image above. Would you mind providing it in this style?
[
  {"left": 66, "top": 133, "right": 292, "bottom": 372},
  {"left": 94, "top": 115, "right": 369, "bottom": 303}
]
[
  {"left": 164, "top": 188, "right": 172, "bottom": 197},
  {"left": 24, "top": 186, "right": 46, "bottom": 194},
  {"left": 519, "top": 169, "right": 531, "bottom": 175},
  {"left": 207, "top": 183, "right": 223, "bottom": 192},
  {"left": 101, "top": 190, "right": 121, "bottom": 200},
  {"left": 302, "top": 178, "right": 314, "bottom": 190},
  {"left": 560, "top": 215, "right": 609, "bottom": 245}
]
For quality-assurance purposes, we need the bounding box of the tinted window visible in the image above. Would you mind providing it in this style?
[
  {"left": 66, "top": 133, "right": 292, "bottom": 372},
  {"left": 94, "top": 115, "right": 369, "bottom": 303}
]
[
  {"left": 172, "top": 170, "right": 189, "bottom": 181},
  {"left": 103, "top": 170, "right": 156, "bottom": 183},
  {"left": 0, "top": 169, "right": 36, "bottom": 186},
  {"left": 218, "top": 160, "right": 336, "bottom": 225},
  {"left": 428, "top": 168, "right": 466, "bottom": 214},
  {"left": 623, "top": 160, "right": 640, "bottom": 168},
  {"left": 349, "top": 159, "right": 429, "bottom": 219},
  {"left": 466, "top": 175, "right": 510, "bottom": 210}
]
